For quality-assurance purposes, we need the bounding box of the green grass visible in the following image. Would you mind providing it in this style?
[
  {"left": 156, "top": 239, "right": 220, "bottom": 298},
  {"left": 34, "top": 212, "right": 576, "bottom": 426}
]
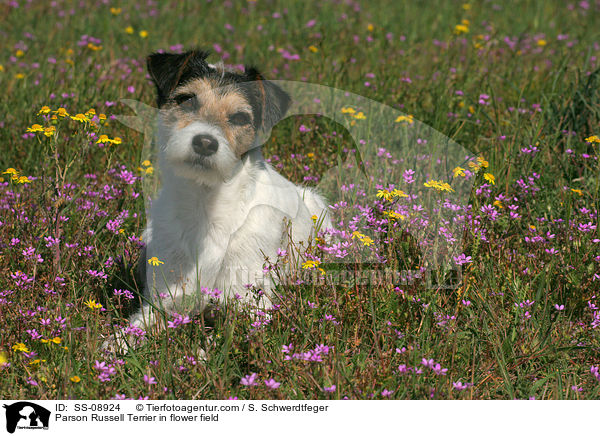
[{"left": 0, "top": 0, "right": 599, "bottom": 400}]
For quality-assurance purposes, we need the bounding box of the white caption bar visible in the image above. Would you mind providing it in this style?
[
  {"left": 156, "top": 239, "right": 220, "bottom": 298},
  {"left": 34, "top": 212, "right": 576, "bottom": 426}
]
[{"left": 0, "top": 400, "right": 595, "bottom": 435}]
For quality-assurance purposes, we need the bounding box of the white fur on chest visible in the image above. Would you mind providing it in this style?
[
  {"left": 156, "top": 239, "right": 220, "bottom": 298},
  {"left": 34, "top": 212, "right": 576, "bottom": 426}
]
[{"left": 142, "top": 155, "right": 327, "bottom": 313}]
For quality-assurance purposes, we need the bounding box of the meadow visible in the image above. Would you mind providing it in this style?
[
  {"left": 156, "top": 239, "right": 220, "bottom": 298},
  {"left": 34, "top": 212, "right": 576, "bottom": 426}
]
[{"left": 0, "top": 0, "right": 599, "bottom": 400}]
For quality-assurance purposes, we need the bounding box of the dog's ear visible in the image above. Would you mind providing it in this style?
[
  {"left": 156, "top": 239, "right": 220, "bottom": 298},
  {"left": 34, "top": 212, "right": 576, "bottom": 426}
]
[
  {"left": 244, "top": 67, "right": 291, "bottom": 132},
  {"left": 147, "top": 50, "right": 210, "bottom": 107}
]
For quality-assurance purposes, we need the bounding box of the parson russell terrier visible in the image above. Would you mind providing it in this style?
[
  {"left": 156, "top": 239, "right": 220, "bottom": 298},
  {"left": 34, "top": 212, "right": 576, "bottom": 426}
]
[{"left": 105, "top": 50, "right": 330, "bottom": 351}]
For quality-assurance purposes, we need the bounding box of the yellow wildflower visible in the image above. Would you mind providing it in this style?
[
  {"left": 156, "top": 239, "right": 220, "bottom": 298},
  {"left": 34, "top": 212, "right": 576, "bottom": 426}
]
[
  {"left": 454, "top": 24, "right": 469, "bottom": 35},
  {"left": 394, "top": 114, "right": 414, "bottom": 124},
  {"left": 87, "top": 43, "right": 102, "bottom": 51},
  {"left": 493, "top": 200, "right": 503, "bottom": 209},
  {"left": 537, "top": 39, "right": 547, "bottom": 47},
  {"left": 308, "top": 45, "right": 318, "bottom": 53},
  {"left": 483, "top": 173, "right": 495, "bottom": 185},
  {"left": 43, "top": 126, "right": 56, "bottom": 137},
  {"left": 3, "top": 168, "right": 18, "bottom": 176},
  {"left": 439, "top": 182, "right": 455, "bottom": 192},
  {"left": 477, "top": 156, "right": 489, "bottom": 168},
  {"left": 351, "top": 231, "right": 366, "bottom": 240},
  {"left": 424, "top": 180, "right": 455, "bottom": 193},
  {"left": 26, "top": 124, "right": 44, "bottom": 133},
  {"left": 70, "top": 376, "right": 81, "bottom": 383},
  {"left": 468, "top": 161, "right": 480, "bottom": 171},
  {"left": 353, "top": 111, "right": 366, "bottom": 120},
  {"left": 125, "top": 26, "right": 134, "bottom": 34},
  {"left": 17, "top": 176, "right": 31, "bottom": 184},
  {"left": 139, "top": 30, "right": 148, "bottom": 38},
  {"left": 70, "top": 113, "right": 87, "bottom": 123},
  {"left": 376, "top": 189, "right": 392, "bottom": 201},
  {"left": 0, "top": 65, "right": 4, "bottom": 72},
  {"left": 15, "top": 73, "right": 25, "bottom": 79},
  {"left": 148, "top": 256, "right": 164, "bottom": 266},
  {"left": 453, "top": 167, "right": 466, "bottom": 177},
  {"left": 391, "top": 189, "right": 408, "bottom": 198},
  {"left": 361, "top": 236, "right": 374, "bottom": 246},
  {"left": 140, "top": 160, "right": 154, "bottom": 174},
  {"left": 0, "top": 351, "right": 8, "bottom": 367},
  {"left": 367, "top": 23, "right": 374, "bottom": 32},
  {"left": 384, "top": 210, "right": 405, "bottom": 221},
  {"left": 84, "top": 299, "right": 103, "bottom": 309},
  {"left": 302, "top": 260, "right": 321, "bottom": 269},
  {"left": 16, "top": 49, "right": 24, "bottom": 57},
  {"left": 585, "top": 135, "right": 600, "bottom": 144},
  {"left": 570, "top": 188, "right": 583, "bottom": 196},
  {"left": 38, "top": 106, "right": 51, "bottom": 115},
  {"left": 350, "top": 229, "right": 374, "bottom": 245},
  {"left": 96, "top": 134, "right": 110, "bottom": 144},
  {"left": 110, "top": 7, "right": 122, "bottom": 15},
  {"left": 111, "top": 137, "right": 122, "bottom": 145},
  {"left": 341, "top": 107, "right": 356, "bottom": 114},
  {"left": 12, "top": 343, "right": 29, "bottom": 353},
  {"left": 54, "top": 107, "right": 69, "bottom": 117}
]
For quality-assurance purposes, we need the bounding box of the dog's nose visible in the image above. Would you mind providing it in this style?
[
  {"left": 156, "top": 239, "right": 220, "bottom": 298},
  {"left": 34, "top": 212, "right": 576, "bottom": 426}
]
[{"left": 192, "top": 134, "right": 219, "bottom": 156}]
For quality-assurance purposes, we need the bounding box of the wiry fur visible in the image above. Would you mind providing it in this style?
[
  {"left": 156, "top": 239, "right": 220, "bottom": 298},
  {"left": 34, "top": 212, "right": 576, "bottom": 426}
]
[{"left": 112, "top": 50, "right": 330, "bottom": 347}]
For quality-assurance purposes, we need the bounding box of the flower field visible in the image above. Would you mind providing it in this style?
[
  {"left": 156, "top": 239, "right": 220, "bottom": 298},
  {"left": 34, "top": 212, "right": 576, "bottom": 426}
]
[{"left": 0, "top": 0, "right": 599, "bottom": 400}]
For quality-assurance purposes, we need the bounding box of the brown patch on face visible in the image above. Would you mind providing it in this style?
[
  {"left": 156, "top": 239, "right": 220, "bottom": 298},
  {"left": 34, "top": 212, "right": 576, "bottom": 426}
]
[{"left": 164, "top": 78, "right": 256, "bottom": 158}]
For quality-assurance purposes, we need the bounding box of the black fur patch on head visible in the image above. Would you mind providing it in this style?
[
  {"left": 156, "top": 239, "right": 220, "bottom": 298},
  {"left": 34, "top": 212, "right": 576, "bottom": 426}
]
[
  {"left": 242, "top": 66, "right": 291, "bottom": 132},
  {"left": 146, "top": 49, "right": 291, "bottom": 130},
  {"left": 147, "top": 50, "right": 211, "bottom": 107}
]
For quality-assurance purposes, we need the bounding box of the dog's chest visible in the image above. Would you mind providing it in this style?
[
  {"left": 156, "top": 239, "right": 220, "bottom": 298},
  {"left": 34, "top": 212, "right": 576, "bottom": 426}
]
[{"left": 172, "top": 179, "right": 280, "bottom": 262}]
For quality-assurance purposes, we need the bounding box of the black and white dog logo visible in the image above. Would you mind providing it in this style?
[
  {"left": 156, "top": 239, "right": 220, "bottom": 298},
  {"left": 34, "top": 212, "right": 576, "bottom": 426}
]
[{"left": 3, "top": 402, "right": 50, "bottom": 434}]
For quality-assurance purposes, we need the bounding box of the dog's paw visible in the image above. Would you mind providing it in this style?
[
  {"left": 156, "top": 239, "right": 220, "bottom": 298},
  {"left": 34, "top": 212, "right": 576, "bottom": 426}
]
[
  {"left": 100, "top": 331, "right": 133, "bottom": 354},
  {"left": 196, "top": 347, "right": 208, "bottom": 362}
]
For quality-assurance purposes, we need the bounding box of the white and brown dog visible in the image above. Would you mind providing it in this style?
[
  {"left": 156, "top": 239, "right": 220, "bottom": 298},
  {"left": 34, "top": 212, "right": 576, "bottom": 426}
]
[{"left": 118, "top": 49, "right": 330, "bottom": 344}]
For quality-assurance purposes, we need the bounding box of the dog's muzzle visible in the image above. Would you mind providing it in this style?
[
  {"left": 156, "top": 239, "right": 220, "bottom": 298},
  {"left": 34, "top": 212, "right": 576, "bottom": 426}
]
[{"left": 192, "top": 134, "right": 219, "bottom": 157}]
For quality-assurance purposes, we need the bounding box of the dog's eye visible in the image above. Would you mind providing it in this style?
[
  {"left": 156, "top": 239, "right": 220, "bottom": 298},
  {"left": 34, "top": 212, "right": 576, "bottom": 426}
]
[
  {"left": 229, "top": 112, "right": 251, "bottom": 126},
  {"left": 174, "top": 94, "right": 198, "bottom": 111}
]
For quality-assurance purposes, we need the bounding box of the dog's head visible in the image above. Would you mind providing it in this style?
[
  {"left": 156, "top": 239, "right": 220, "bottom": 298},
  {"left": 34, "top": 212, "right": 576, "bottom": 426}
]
[{"left": 147, "top": 49, "right": 291, "bottom": 185}]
